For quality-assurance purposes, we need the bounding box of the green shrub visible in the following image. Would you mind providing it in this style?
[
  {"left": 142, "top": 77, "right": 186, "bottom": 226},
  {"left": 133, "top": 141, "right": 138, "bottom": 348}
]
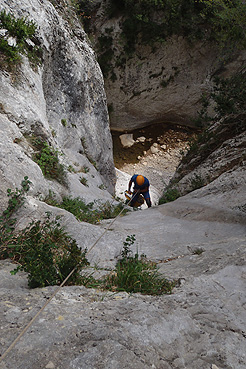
[
  {"left": 211, "top": 71, "right": 246, "bottom": 119},
  {"left": 0, "top": 179, "right": 89, "bottom": 288},
  {"left": 97, "top": 201, "right": 128, "bottom": 219},
  {"left": 79, "top": 166, "right": 90, "bottom": 173},
  {"left": 78, "top": 0, "right": 246, "bottom": 78},
  {"left": 0, "top": 176, "right": 31, "bottom": 250},
  {"left": 200, "top": 0, "right": 246, "bottom": 50},
  {"left": 159, "top": 188, "right": 180, "bottom": 204},
  {"left": 4, "top": 215, "right": 89, "bottom": 288},
  {"left": 80, "top": 176, "right": 88, "bottom": 186},
  {"left": 68, "top": 165, "right": 76, "bottom": 173},
  {"left": 0, "top": 10, "right": 41, "bottom": 69},
  {"left": 32, "top": 138, "right": 66, "bottom": 184},
  {"left": 98, "top": 184, "right": 106, "bottom": 190},
  {"left": 101, "top": 235, "right": 175, "bottom": 295},
  {"left": 61, "top": 118, "right": 67, "bottom": 127},
  {"left": 58, "top": 196, "right": 98, "bottom": 223},
  {"left": 44, "top": 195, "right": 128, "bottom": 224},
  {"left": 190, "top": 174, "right": 205, "bottom": 191},
  {"left": 197, "top": 69, "right": 246, "bottom": 126},
  {"left": 181, "top": 69, "right": 246, "bottom": 171}
]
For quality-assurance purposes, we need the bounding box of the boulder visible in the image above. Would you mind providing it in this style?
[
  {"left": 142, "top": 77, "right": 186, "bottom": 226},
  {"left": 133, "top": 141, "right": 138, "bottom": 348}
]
[{"left": 119, "top": 133, "right": 135, "bottom": 148}]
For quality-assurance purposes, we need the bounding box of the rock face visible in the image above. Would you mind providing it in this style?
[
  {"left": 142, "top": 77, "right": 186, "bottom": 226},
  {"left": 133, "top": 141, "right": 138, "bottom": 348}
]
[
  {"left": 85, "top": 1, "right": 246, "bottom": 131},
  {"left": 0, "top": 0, "right": 116, "bottom": 211},
  {"left": 0, "top": 1, "right": 246, "bottom": 369},
  {"left": 1, "top": 166, "right": 246, "bottom": 369},
  {"left": 171, "top": 115, "right": 246, "bottom": 197}
]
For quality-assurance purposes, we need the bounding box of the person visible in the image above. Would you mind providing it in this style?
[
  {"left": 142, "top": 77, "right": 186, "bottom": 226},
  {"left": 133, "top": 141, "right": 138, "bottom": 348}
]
[{"left": 128, "top": 174, "right": 152, "bottom": 208}]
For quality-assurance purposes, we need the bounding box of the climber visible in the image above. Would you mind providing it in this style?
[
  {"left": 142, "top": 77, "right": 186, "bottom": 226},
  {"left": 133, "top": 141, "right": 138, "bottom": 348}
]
[{"left": 128, "top": 174, "right": 152, "bottom": 208}]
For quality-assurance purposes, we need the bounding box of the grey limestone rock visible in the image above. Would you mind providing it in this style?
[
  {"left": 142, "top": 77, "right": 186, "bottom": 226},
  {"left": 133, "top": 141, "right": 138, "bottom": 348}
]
[{"left": 0, "top": 0, "right": 116, "bottom": 213}]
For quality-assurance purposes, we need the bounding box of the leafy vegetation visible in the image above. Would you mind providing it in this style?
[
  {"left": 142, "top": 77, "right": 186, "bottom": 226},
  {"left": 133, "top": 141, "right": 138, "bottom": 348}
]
[
  {"left": 109, "top": 0, "right": 246, "bottom": 49},
  {"left": 31, "top": 138, "right": 67, "bottom": 185},
  {"left": 79, "top": 165, "right": 90, "bottom": 173},
  {"left": 44, "top": 192, "right": 128, "bottom": 224},
  {"left": 0, "top": 178, "right": 89, "bottom": 288},
  {"left": 1, "top": 182, "right": 173, "bottom": 295},
  {"left": 186, "top": 68, "right": 246, "bottom": 158},
  {"left": 173, "top": 68, "right": 246, "bottom": 188},
  {"left": 197, "top": 68, "right": 246, "bottom": 127},
  {"left": 3, "top": 215, "right": 89, "bottom": 288},
  {"left": 0, "top": 10, "right": 41, "bottom": 70},
  {"left": 0, "top": 177, "right": 31, "bottom": 249},
  {"left": 80, "top": 176, "right": 88, "bottom": 186},
  {"left": 76, "top": 0, "right": 246, "bottom": 78},
  {"left": 159, "top": 188, "right": 180, "bottom": 205},
  {"left": 190, "top": 173, "right": 205, "bottom": 191},
  {"left": 101, "top": 235, "right": 175, "bottom": 295}
]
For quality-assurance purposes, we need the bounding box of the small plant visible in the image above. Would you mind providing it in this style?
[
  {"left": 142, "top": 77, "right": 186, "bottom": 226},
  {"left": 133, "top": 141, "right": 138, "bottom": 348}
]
[
  {"left": 44, "top": 197, "right": 128, "bottom": 225},
  {"left": 87, "top": 156, "right": 98, "bottom": 170},
  {"left": 61, "top": 118, "right": 67, "bottom": 127},
  {"left": 32, "top": 138, "right": 66, "bottom": 184},
  {"left": 0, "top": 181, "right": 90, "bottom": 288},
  {"left": 159, "top": 188, "right": 180, "bottom": 205},
  {"left": 98, "top": 184, "right": 106, "bottom": 190},
  {"left": 101, "top": 235, "right": 175, "bottom": 295},
  {"left": 51, "top": 129, "right": 56, "bottom": 137},
  {"left": 57, "top": 197, "right": 99, "bottom": 224},
  {"left": 43, "top": 189, "right": 59, "bottom": 207},
  {"left": 68, "top": 165, "right": 76, "bottom": 173},
  {"left": 79, "top": 166, "right": 90, "bottom": 173},
  {"left": 0, "top": 176, "right": 31, "bottom": 250},
  {"left": 121, "top": 234, "right": 136, "bottom": 259},
  {"left": 80, "top": 137, "right": 86, "bottom": 149},
  {"left": 1, "top": 213, "right": 89, "bottom": 288},
  {"left": 80, "top": 177, "right": 88, "bottom": 186},
  {"left": 190, "top": 174, "right": 205, "bottom": 191},
  {"left": 0, "top": 10, "right": 41, "bottom": 70},
  {"left": 97, "top": 201, "right": 128, "bottom": 220}
]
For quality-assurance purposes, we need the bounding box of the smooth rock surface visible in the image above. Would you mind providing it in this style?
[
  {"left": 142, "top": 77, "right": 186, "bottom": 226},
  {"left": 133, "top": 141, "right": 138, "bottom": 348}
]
[{"left": 1, "top": 168, "right": 246, "bottom": 369}]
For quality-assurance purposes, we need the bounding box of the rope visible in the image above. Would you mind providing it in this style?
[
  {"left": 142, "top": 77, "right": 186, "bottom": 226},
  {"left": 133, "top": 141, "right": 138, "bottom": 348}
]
[
  {"left": 0, "top": 191, "right": 139, "bottom": 363},
  {"left": 87, "top": 191, "right": 138, "bottom": 255}
]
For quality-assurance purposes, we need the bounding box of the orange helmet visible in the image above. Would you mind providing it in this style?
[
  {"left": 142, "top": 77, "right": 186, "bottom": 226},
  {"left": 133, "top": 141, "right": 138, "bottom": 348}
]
[{"left": 136, "top": 175, "right": 144, "bottom": 186}]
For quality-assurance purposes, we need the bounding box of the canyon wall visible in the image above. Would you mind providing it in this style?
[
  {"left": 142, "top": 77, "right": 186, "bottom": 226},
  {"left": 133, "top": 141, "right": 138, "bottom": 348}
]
[{"left": 0, "top": 0, "right": 116, "bottom": 214}]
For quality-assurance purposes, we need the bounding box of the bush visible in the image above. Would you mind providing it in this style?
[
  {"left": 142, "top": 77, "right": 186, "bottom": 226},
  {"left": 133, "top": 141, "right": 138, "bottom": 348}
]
[
  {"left": 32, "top": 138, "right": 66, "bottom": 184},
  {"left": 58, "top": 196, "right": 99, "bottom": 223},
  {"left": 197, "top": 68, "right": 246, "bottom": 126},
  {"left": 190, "top": 174, "right": 205, "bottom": 191},
  {"left": 159, "top": 188, "right": 180, "bottom": 204},
  {"left": 0, "top": 10, "right": 41, "bottom": 69},
  {"left": 182, "top": 69, "right": 246, "bottom": 167},
  {"left": 0, "top": 182, "right": 174, "bottom": 294},
  {"left": 0, "top": 179, "right": 89, "bottom": 288},
  {"left": 211, "top": 71, "right": 246, "bottom": 119},
  {"left": 101, "top": 235, "right": 175, "bottom": 295},
  {"left": 78, "top": 0, "right": 246, "bottom": 77},
  {"left": 0, "top": 176, "right": 31, "bottom": 249},
  {"left": 44, "top": 195, "right": 128, "bottom": 224},
  {"left": 4, "top": 215, "right": 89, "bottom": 288}
]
